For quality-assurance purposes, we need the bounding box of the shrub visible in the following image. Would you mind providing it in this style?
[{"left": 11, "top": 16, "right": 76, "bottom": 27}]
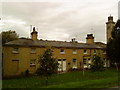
[{"left": 91, "top": 55, "right": 104, "bottom": 72}]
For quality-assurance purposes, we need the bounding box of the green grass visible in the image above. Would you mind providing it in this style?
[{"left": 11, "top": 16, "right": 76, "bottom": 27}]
[
  {"left": 45, "top": 77, "right": 118, "bottom": 88},
  {"left": 2, "top": 68, "right": 120, "bottom": 88}
]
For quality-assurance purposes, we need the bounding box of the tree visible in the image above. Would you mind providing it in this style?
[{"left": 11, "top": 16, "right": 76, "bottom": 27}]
[
  {"left": 1, "top": 30, "right": 19, "bottom": 45},
  {"left": 107, "top": 19, "right": 120, "bottom": 69},
  {"left": 91, "top": 55, "right": 104, "bottom": 72},
  {"left": 36, "top": 48, "right": 58, "bottom": 85}
]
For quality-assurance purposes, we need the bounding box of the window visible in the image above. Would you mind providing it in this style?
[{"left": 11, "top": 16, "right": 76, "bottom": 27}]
[
  {"left": 94, "top": 50, "right": 97, "bottom": 54},
  {"left": 83, "top": 58, "right": 87, "bottom": 64},
  {"left": 63, "top": 59, "right": 66, "bottom": 61},
  {"left": 103, "top": 58, "right": 107, "bottom": 67},
  {"left": 12, "top": 48, "right": 19, "bottom": 53},
  {"left": 30, "top": 59, "right": 36, "bottom": 65},
  {"left": 73, "top": 49, "right": 77, "bottom": 54},
  {"left": 31, "top": 48, "right": 36, "bottom": 53},
  {"left": 88, "top": 58, "right": 91, "bottom": 64},
  {"left": 103, "top": 50, "right": 106, "bottom": 54},
  {"left": 68, "top": 62, "right": 70, "bottom": 65},
  {"left": 58, "top": 59, "right": 62, "bottom": 71},
  {"left": 60, "top": 49, "right": 65, "bottom": 54},
  {"left": 62, "top": 59, "right": 66, "bottom": 71},
  {"left": 73, "top": 59, "right": 77, "bottom": 68},
  {"left": 84, "top": 50, "right": 87, "bottom": 54},
  {"left": 58, "top": 59, "right": 61, "bottom": 61},
  {"left": 88, "top": 58, "right": 90, "bottom": 61}
]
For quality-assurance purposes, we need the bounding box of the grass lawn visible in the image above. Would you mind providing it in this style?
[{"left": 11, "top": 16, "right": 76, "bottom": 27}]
[{"left": 2, "top": 68, "right": 120, "bottom": 88}]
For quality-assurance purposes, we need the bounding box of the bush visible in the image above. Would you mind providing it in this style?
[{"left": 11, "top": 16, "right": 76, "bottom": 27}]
[
  {"left": 91, "top": 55, "right": 104, "bottom": 72},
  {"left": 25, "top": 69, "right": 29, "bottom": 77},
  {"left": 36, "top": 49, "right": 58, "bottom": 76},
  {"left": 68, "top": 68, "right": 79, "bottom": 72}
]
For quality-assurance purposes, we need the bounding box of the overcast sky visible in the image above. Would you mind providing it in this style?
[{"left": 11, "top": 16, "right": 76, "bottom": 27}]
[{"left": 0, "top": 0, "right": 119, "bottom": 43}]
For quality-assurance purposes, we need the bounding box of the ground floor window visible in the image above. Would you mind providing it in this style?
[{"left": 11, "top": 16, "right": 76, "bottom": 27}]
[
  {"left": 83, "top": 57, "right": 91, "bottom": 69},
  {"left": 103, "top": 58, "right": 107, "bottom": 67},
  {"left": 83, "top": 58, "right": 87, "bottom": 64},
  {"left": 58, "top": 59, "right": 62, "bottom": 71},
  {"left": 58, "top": 59, "right": 66, "bottom": 71},
  {"left": 73, "top": 59, "right": 77, "bottom": 68},
  {"left": 30, "top": 59, "right": 36, "bottom": 66}
]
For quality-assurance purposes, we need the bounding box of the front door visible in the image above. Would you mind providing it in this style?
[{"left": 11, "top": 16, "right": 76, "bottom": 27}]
[{"left": 12, "top": 60, "right": 19, "bottom": 73}]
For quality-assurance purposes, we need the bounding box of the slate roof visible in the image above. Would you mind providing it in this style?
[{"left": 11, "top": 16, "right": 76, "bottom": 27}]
[
  {"left": 95, "top": 42, "right": 106, "bottom": 48},
  {"left": 4, "top": 38, "right": 106, "bottom": 49}
]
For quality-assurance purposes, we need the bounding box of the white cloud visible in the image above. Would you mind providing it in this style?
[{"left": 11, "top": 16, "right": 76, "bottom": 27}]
[
  {"left": 1, "top": 0, "right": 119, "bottom": 43},
  {"left": 3, "top": 20, "right": 26, "bottom": 24}
]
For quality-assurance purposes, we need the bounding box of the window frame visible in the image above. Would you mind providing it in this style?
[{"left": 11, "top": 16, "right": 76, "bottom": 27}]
[
  {"left": 31, "top": 48, "right": 36, "bottom": 54},
  {"left": 12, "top": 48, "right": 19, "bottom": 54},
  {"left": 84, "top": 50, "right": 87, "bottom": 54},
  {"left": 83, "top": 58, "right": 87, "bottom": 64},
  {"left": 30, "top": 59, "right": 36, "bottom": 66},
  {"left": 103, "top": 50, "right": 106, "bottom": 54},
  {"left": 88, "top": 58, "right": 91, "bottom": 64},
  {"left": 60, "top": 49, "right": 65, "bottom": 54},
  {"left": 73, "top": 59, "right": 77, "bottom": 68},
  {"left": 73, "top": 49, "right": 77, "bottom": 54},
  {"left": 94, "top": 49, "right": 97, "bottom": 54}
]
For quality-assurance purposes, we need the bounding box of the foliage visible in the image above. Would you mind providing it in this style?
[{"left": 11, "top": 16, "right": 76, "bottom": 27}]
[
  {"left": 107, "top": 19, "right": 120, "bottom": 64},
  {"left": 36, "top": 49, "right": 58, "bottom": 77},
  {"left": 68, "top": 68, "right": 79, "bottom": 72},
  {"left": 1, "top": 30, "right": 19, "bottom": 45},
  {"left": 25, "top": 69, "right": 29, "bottom": 77},
  {"left": 91, "top": 55, "right": 104, "bottom": 71}
]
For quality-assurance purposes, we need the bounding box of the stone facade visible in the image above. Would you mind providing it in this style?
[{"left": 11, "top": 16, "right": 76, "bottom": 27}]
[{"left": 3, "top": 16, "right": 113, "bottom": 77}]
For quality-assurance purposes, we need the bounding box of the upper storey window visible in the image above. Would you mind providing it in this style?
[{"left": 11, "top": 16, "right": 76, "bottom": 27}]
[
  {"left": 12, "top": 48, "right": 19, "bottom": 53},
  {"left": 60, "top": 49, "right": 65, "bottom": 54},
  {"left": 73, "top": 49, "right": 77, "bottom": 54},
  {"left": 84, "top": 50, "right": 87, "bottom": 54},
  {"left": 103, "top": 50, "right": 106, "bottom": 54},
  {"left": 94, "top": 50, "right": 97, "bottom": 54},
  {"left": 31, "top": 48, "right": 36, "bottom": 54}
]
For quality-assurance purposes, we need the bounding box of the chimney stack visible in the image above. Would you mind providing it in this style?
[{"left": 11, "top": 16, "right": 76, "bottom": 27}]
[
  {"left": 71, "top": 38, "right": 77, "bottom": 43},
  {"left": 86, "top": 34, "right": 94, "bottom": 44},
  {"left": 31, "top": 27, "right": 38, "bottom": 40}
]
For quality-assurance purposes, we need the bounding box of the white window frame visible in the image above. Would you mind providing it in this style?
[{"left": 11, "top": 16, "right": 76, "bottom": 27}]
[
  {"left": 60, "top": 49, "right": 65, "bottom": 54},
  {"left": 84, "top": 50, "right": 87, "bottom": 54},
  {"left": 73, "top": 59, "right": 77, "bottom": 68},
  {"left": 30, "top": 59, "right": 36, "bottom": 65},
  {"left": 58, "top": 59, "right": 62, "bottom": 71},
  {"left": 88, "top": 58, "right": 91, "bottom": 64},
  {"left": 103, "top": 58, "right": 107, "bottom": 67},
  {"left": 12, "top": 48, "right": 19, "bottom": 53},
  {"left": 83, "top": 58, "right": 87, "bottom": 65},
  {"left": 73, "top": 49, "right": 77, "bottom": 54},
  {"left": 31, "top": 48, "right": 36, "bottom": 54},
  {"left": 103, "top": 50, "right": 106, "bottom": 54},
  {"left": 94, "top": 50, "right": 97, "bottom": 54}
]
